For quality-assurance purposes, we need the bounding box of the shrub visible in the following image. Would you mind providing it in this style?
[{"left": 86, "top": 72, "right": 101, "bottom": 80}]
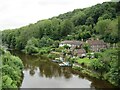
[
  {"left": 39, "top": 47, "right": 51, "bottom": 55},
  {"left": 55, "top": 47, "right": 64, "bottom": 52},
  {"left": 1, "top": 49, "right": 24, "bottom": 88},
  {"left": 47, "top": 53, "right": 59, "bottom": 59},
  {"left": 25, "top": 45, "right": 39, "bottom": 55},
  {"left": 94, "top": 52, "right": 102, "bottom": 58}
]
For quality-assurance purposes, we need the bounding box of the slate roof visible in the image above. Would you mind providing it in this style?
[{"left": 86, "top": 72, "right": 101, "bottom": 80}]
[
  {"left": 75, "top": 49, "right": 86, "bottom": 54},
  {"left": 86, "top": 40, "right": 106, "bottom": 46},
  {"left": 60, "top": 40, "right": 82, "bottom": 45}
]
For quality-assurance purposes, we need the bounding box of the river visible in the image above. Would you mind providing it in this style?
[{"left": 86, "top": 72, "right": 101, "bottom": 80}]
[{"left": 10, "top": 50, "right": 115, "bottom": 89}]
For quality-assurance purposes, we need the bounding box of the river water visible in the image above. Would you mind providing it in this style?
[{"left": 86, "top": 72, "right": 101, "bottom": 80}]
[{"left": 11, "top": 50, "right": 115, "bottom": 89}]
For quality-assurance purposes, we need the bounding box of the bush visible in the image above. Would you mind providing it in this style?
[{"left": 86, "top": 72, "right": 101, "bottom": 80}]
[
  {"left": 72, "top": 66, "right": 83, "bottom": 71},
  {"left": 47, "top": 53, "right": 59, "bottom": 59},
  {"left": 1, "top": 49, "right": 24, "bottom": 88},
  {"left": 69, "top": 58, "right": 76, "bottom": 63},
  {"left": 25, "top": 45, "right": 39, "bottom": 55},
  {"left": 39, "top": 47, "right": 51, "bottom": 55},
  {"left": 55, "top": 47, "right": 64, "bottom": 52},
  {"left": 39, "top": 36, "right": 54, "bottom": 48},
  {"left": 63, "top": 45, "right": 70, "bottom": 49},
  {"left": 94, "top": 52, "right": 102, "bottom": 58}
]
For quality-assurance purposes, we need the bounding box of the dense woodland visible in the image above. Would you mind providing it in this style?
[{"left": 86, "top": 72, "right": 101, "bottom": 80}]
[{"left": 1, "top": 1, "right": 120, "bottom": 88}]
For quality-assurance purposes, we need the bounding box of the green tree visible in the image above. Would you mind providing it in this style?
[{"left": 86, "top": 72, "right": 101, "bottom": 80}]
[
  {"left": 71, "top": 12, "right": 86, "bottom": 26},
  {"left": 83, "top": 43, "right": 90, "bottom": 53},
  {"left": 95, "top": 19, "right": 111, "bottom": 35},
  {"left": 85, "top": 17, "right": 94, "bottom": 25},
  {"left": 39, "top": 36, "right": 54, "bottom": 47},
  {"left": 26, "top": 37, "right": 39, "bottom": 47},
  {"left": 1, "top": 48, "right": 24, "bottom": 89},
  {"left": 25, "top": 45, "right": 39, "bottom": 55},
  {"left": 25, "top": 37, "right": 39, "bottom": 54},
  {"left": 60, "top": 20, "right": 74, "bottom": 37}
]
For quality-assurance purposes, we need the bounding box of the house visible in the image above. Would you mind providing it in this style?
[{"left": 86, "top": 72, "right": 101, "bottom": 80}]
[
  {"left": 74, "top": 49, "right": 86, "bottom": 58},
  {"left": 86, "top": 39, "right": 107, "bottom": 52},
  {"left": 59, "top": 40, "right": 83, "bottom": 49}
]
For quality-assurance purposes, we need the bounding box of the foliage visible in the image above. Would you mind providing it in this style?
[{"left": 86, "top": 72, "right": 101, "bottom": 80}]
[
  {"left": 71, "top": 11, "right": 86, "bottom": 26},
  {"left": 54, "top": 47, "right": 64, "bottom": 52},
  {"left": 76, "top": 58, "right": 97, "bottom": 66},
  {"left": 63, "top": 45, "right": 70, "bottom": 49},
  {"left": 2, "top": 2, "right": 119, "bottom": 50},
  {"left": 0, "top": 48, "right": 24, "bottom": 89},
  {"left": 96, "top": 18, "right": 119, "bottom": 44},
  {"left": 25, "top": 45, "right": 39, "bottom": 55},
  {"left": 47, "top": 53, "right": 60, "bottom": 59},
  {"left": 60, "top": 19, "right": 74, "bottom": 38},
  {"left": 52, "top": 40, "right": 60, "bottom": 48},
  {"left": 26, "top": 37, "right": 39, "bottom": 47},
  {"left": 1, "top": 2, "right": 119, "bottom": 87},
  {"left": 25, "top": 37, "right": 39, "bottom": 55},
  {"left": 39, "top": 47, "right": 51, "bottom": 55},
  {"left": 82, "top": 43, "right": 90, "bottom": 53},
  {"left": 90, "top": 48, "right": 119, "bottom": 86},
  {"left": 91, "top": 59, "right": 107, "bottom": 77},
  {"left": 39, "top": 36, "right": 54, "bottom": 48},
  {"left": 94, "top": 52, "right": 102, "bottom": 58}
]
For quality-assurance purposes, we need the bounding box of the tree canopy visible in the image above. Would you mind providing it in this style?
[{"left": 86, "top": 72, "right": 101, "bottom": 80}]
[
  {"left": 1, "top": 2, "right": 119, "bottom": 51},
  {"left": 0, "top": 47, "right": 24, "bottom": 89}
]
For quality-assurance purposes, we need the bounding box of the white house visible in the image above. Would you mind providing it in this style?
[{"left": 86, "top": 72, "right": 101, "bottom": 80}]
[{"left": 59, "top": 40, "right": 82, "bottom": 48}]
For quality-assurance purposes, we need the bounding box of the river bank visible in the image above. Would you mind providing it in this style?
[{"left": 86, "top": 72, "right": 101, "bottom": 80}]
[
  {"left": 72, "top": 63, "right": 119, "bottom": 88},
  {"left": 10, "top": 50, "right": 118, "bottom": 89}
]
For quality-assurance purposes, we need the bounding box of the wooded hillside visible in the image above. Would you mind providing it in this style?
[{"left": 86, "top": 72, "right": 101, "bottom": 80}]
[{"left": 1, "top": 2, "right": 119, "bottom": 50}]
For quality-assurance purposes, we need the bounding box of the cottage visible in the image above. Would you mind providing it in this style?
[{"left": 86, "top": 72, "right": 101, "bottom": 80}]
[
  {"left": 86, "top": 39, "right": 107, "bottom": 52},
  {"left": 74, "top": 49, "right": 86, "bottom": 58},
  {"left": 59, "top": 40, "right": 82, "bottom": 48}
]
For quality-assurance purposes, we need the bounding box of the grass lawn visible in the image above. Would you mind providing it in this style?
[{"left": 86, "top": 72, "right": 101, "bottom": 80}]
[{"left": 76, "top": 58, "right": 98, "bottom": 66}]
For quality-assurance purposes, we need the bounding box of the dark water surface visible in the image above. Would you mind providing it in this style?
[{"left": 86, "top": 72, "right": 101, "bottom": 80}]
[{"left": 11, "top": 50, "right": 116, "bottom": 89}]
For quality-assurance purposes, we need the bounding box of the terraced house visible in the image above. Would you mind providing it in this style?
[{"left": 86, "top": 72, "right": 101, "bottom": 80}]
[{"left": 86, "top": 39, "right": 107, "bottom": 52}]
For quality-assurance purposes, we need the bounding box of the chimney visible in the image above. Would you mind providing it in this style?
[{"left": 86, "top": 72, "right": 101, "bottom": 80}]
[{"left": 97, "top": 38, "right": 99, "bottom": 40}]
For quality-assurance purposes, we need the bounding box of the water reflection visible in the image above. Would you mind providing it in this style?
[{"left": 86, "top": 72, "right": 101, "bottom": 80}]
[
  {"left": 10, "top": 50, "right": 116, "bottom": 88},
  {"left": 23, "top": 55, "right": 73, "bottom": 79}
]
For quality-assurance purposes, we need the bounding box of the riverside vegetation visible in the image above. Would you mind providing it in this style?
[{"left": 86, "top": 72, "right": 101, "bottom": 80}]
[
  {"left": 0, "top": 46, "right": 24, "bottom": 89},
  {"left": 1, "top": 2, "right": 120, "bottom": 88}
]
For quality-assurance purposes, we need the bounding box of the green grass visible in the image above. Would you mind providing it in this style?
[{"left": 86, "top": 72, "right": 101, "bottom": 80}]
[{"left": 76, "top": 58, "right": 97, "bottom": 66}]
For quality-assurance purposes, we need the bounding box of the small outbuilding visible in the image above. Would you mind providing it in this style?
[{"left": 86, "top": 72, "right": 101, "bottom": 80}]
[{"left": 74, "top": 49, "right": 86, "bottom": 58}]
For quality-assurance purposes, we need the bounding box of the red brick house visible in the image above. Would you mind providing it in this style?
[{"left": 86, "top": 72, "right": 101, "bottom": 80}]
[{"left": 86, "top": 39, "right": 107, "bottom": 52}]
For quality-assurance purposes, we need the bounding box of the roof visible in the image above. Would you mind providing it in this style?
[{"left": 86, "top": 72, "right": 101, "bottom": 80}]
[
  {"left": 75, "top": 49, "right": 86, "bottom": 54},
  {"left": 60, "top": 40, "right": 82, "bottom": 45},
  {"left": 86, "top": 40, "right": 106, "bottom": 46}
]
